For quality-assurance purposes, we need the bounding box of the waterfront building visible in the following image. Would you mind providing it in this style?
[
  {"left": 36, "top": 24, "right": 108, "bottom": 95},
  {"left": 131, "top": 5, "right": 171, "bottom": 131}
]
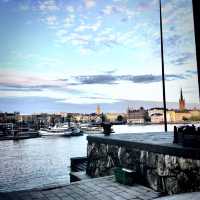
[
  {"left": 127, "top": 107, "right": 148, "bottom": 124},
  {"left": 148, "top": 108, "right": 164, "bottom": 117},
  {"left": 149, "top": 108, "right": 172, "bottom": 123},
  {"left": 174, "top": 111, "right": 191, "bottom": 122},
  {"left": 190, "top": 109, "right": 200, "bottom": 118},
  {"left": 18, "top": 115, "right": 33, "bottom": 123},
  {"left": 0, "top": 112, "right": 20, "bottom": 123},
  {"left": 150, "top": 113, "right": 164, "bottom": 123},
  {"left": 105, "top": 112, "right": 126, "bottom": 122}
]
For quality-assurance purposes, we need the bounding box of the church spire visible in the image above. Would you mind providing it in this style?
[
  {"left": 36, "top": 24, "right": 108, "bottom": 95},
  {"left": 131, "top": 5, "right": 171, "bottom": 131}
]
[
  {"left": 96, "top": 104, "right": 101, "bottom": 115},
  {"left": 180, "top": 88, "right": 183, "bottom": 101},
  {"left": 179, "top": 88, "right": 185, "bottom": 111}
]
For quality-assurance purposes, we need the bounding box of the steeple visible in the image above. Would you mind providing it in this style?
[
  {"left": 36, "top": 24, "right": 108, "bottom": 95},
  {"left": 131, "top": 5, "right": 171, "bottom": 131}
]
[
  {"left": 96, "top": 105, "right": 101, "bottom": 115},
  {"left": 180, "top": 88, "right": 183, "bottom": 101},
  {"left": 179, "top": 88, "right": 186, "bottom": 111}
]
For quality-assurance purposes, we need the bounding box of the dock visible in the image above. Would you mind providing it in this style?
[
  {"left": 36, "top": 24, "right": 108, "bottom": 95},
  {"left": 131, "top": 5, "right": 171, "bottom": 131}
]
[{"left": 0, "top": 176, "right": 161, "bottom": 200}]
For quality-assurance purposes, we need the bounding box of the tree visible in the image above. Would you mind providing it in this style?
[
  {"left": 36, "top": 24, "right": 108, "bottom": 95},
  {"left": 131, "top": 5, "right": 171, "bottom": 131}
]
[
  {"left": 66, "top": 114, "right": 72, "bottom": 126},
  {"left": 101, "top": 113, "right": 107, "bottom": 122},
  {"left": 117, "top": 115, "right": 124, "bottom": 121}
]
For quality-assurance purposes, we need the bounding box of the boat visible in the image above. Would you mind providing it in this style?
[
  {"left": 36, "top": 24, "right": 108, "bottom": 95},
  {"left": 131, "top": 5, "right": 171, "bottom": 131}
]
[
  {"left": 80, "top": 123, "right": 103, "bottom": 134},
  {"left": 39, "top": 123, "right": 82, "bottom": 136},
  {"left": 64, "top": 127, "right": 83, "bottom": 137}
]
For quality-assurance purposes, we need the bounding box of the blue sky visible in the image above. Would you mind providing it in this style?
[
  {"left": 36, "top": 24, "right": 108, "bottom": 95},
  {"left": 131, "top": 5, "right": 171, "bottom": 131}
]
[{"left": 0, "top": 0, "right": 199, "bottom": 114}]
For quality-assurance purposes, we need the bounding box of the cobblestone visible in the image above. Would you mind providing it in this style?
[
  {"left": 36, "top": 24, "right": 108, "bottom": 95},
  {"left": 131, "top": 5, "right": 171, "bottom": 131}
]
[{"left": 0, "top": 176, "right": 161, "bottom": 200}]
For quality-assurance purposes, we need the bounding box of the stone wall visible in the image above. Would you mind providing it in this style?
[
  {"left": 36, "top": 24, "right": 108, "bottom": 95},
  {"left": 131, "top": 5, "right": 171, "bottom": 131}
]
[{"left": 86, "top": 142, "right": 200, "bottom": 195}]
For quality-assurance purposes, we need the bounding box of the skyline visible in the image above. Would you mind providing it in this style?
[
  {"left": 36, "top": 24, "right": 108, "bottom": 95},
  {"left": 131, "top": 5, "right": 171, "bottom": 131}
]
[{"left": 0, "top": 0, "right": 199, "bottom": 114}]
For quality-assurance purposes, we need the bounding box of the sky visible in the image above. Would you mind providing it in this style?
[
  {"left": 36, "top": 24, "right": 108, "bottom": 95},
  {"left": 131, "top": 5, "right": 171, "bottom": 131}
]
[{"left": 0, "top": 0, "right": 199, "bottom": 114}]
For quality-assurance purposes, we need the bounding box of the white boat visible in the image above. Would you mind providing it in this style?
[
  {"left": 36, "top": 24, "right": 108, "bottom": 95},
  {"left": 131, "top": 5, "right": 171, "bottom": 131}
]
[
  {"left": 39, "top": 123, "right": 82, "bottom": 136},
  {"left": 80, "top": 123, "right": 103, "bottom": 134}
]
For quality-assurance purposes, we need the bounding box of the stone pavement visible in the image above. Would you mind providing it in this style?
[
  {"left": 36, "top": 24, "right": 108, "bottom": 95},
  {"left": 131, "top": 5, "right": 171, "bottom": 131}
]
[
  {"left": 0, "top": 176, "right": 161, "bottom": 200},
  {"left": 156, "top": 192, "right": 200, "bottom": 200}
]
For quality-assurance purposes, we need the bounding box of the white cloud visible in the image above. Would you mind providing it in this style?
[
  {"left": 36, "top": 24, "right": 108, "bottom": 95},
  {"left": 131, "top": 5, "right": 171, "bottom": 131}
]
[
  {"left": 75, "top": 20, "right": 102, "bottom": 32},
  {"left": 38, "top": 0, "right": 59, "bottom": 11},
  {"left": 102, "top": 4, "right": 135, "bottom": 19},
  {"left": 59, "top": 97, "right": 118, "bottom": 104},
  {"left": 56, "top": 29, "right": 68, "bottom": 37},
  {"left": 102, "top": 5, "right": 114, "bottom": 15},
  {"left": 66, "top": 6, "right": 74, "bottom": 13},
  {"left": 84, "top": 0, "right": 96, "bottom": 9},
  {"left": 63, "top": 15, "right": 75, "bottom": 27},
  {"left": 44, "top": 15, "right": 58, "bottom": 25}
]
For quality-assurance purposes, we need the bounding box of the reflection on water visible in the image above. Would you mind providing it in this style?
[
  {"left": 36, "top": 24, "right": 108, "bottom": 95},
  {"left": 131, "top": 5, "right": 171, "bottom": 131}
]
[
  {"left": 0, "top": 136, "right": 87, "bottom": 192},
  {"left": 0, "top": 124, "right": 181, "bottom": 192}
]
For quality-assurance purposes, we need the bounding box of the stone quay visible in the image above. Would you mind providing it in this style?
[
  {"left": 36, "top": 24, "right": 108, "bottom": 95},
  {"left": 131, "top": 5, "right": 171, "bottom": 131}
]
[{"left": 86, "top": 132, "right": 200, "bottom": 195}]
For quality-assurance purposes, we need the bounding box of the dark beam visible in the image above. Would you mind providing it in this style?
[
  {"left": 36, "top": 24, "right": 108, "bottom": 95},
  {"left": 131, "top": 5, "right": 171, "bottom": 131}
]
[
  {"left": 159, "top": 0, "right": 167, "bottom": 132},
  {"left": 192, "top": 0, "right": 200, "bottom": 99}
]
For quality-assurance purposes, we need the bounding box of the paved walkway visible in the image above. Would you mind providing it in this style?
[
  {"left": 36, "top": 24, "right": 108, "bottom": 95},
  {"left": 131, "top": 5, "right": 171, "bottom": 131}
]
[
  {"left": 156, "top": 192, "right": 200, "bottom": 200},
  {"left": 0, "top": 176, "right": 161, "bottom": 200}
]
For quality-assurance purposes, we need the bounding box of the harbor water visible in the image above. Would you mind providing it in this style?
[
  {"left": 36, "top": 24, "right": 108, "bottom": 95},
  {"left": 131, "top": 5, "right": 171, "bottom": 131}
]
[{"left": 0, "top": 124, "right": 180, "bottom": 192}]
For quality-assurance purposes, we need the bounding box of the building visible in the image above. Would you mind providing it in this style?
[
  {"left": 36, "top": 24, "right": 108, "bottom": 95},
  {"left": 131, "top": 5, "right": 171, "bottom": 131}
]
[
  {"left": 127, "top": 107, "right": 148, "bottom": 124},
  {"left": 150, "top": 113, "right": 164, "bottom": 123},
  {"left": 174, "top": 111, "right": 191, "bottom": 122},
  {"left": 149, "top": 108, "right": 172, "bottom": 123},
  {"left": 106, "top": 113, "right": 126, "bottom": 122},
  {"left": 18, "top": 115, "right": 33, "bottom": 123},
  {"left": 179, "top": 88, "right": 186, "bottom": 111},
  {"left": 0, "top": 112, "right": 20, "bottom": 123},
  {"left": 148, "top": 108, "right": 164, "bottom": 117},
  {"left": 96, "top": 105, "right": 101, "bottom": 115}
]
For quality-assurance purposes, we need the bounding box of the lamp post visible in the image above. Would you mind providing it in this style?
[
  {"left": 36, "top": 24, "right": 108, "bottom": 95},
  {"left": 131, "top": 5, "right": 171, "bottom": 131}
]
[{"left": 159, "top": 0, "right": 167, "bottom": 132}]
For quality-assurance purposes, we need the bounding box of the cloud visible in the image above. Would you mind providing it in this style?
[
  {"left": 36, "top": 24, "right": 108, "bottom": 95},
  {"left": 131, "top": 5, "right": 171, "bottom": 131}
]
[
  {"left": 185, "top": 70, "right": 197, "bottom": 75},
  {"left": 120, "top": 74, "right": 185, "bottom": 83},
  {"left": 165, "top": 35, "right": 180, "bottom": 47},
  {"left": 1, "top": 96, "right": 199, "bottom": 114},
  {"left": 74, "top": 74, "right": 118, "bottom": 85},
  {"left": 38, "top": 0, "right": 59, "bottom": 12},
  {"left": 43, "top": 15, "right": 58, "bottom": 26},
  {"left": 104, "top": 69, "right": 117, "bottom": 74},
  {"left": 75, "top": 20, "right": 102, "bottom": 32},
  {"left": 120, "top": 75, "right": 162, "bottom": 83},
  {"left": 63, "top": 15, "right": 75, "bottom": 27},
  {"left": 0, "top": 83, "right": 60, "bottom": 92},
  {"left": 66, "top": 6, "right": 75, "bottom": 13},
  {"left": 102, "top": 5, "right": 116, "bottom": 15},
  {"left": 72, "top": 73, "right": 185, "bottom": 85},
  {"left": 171, "top": 53, "right": 194, "bottom": 66},
  {"left": 84, "top": 0, "right": 96, "bottom": 9}
]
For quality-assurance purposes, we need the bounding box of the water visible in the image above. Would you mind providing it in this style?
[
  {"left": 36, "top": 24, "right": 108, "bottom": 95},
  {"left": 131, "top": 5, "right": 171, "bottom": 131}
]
[
  {"left": 0, "top": 136, "right": 87, "bottom": 192},
  {"left": 0, "top": 124, "right": 180, "bottom": 192}
]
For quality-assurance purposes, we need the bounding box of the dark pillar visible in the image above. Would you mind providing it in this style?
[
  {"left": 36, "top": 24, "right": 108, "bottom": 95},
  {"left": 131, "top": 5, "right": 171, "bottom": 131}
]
[
  {"left": 192, "top": 0, "right": 200, "bottom": 99},
  {"left": 159, "top": 0, "right": 167, "bottom": 132}
]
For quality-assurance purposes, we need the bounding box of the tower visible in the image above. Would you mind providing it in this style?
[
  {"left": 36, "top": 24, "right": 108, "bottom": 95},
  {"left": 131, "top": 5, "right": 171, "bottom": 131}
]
[
  {"left": 96, "top": 105, "right": 101, "bottom": 115},
  {"left": 179, "top": 88, "right": 186, "bottom": 111}
]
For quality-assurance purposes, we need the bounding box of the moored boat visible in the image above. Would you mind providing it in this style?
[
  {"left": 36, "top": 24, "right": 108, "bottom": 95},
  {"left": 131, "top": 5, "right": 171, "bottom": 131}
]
[{"left": 39, "top": 123, "right": 82, "bottom": 137}]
